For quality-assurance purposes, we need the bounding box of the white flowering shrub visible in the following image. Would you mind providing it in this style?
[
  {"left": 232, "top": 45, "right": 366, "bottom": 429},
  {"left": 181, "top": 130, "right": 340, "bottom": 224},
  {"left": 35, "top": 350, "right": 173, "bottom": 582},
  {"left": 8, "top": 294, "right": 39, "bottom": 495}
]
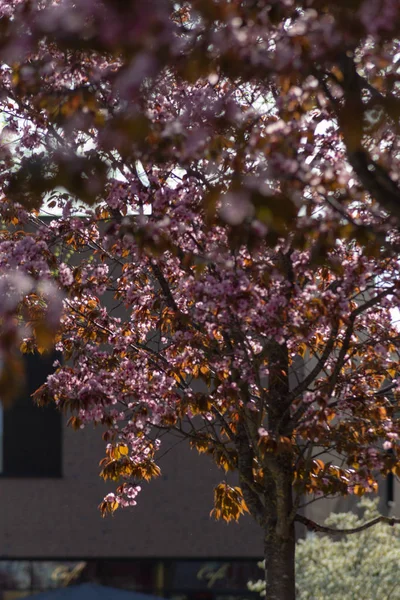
[{"left": 248, "top": 499, "right": 400, "bottom": 600}]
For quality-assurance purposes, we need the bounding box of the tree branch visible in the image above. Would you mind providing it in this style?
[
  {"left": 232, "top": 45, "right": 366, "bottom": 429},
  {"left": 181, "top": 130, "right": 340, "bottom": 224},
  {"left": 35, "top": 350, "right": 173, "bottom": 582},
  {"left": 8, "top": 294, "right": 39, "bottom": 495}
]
[
  {"left": 296, "top": 513, "right": 400, "bottom": 535},
  {"left": 347, "top": 150, "right": 400, "bottom": 223},
  {"left": 326, "top": 285, "right": 396, "bottom": 397},
  {"left": 320, "top": 55, "right": 400, "bottom": 224},
  {"left": 235, "top": 421, "right": 265, "bottom": 525},
  {"left": 290, "top": 285, "right": 396, "bottom": 424},
  {"left": 149, "top": 259, "right": 179, "bottom": 312},
  {"left": 288, "top": 322, "right": 339, "bottom": 403}
]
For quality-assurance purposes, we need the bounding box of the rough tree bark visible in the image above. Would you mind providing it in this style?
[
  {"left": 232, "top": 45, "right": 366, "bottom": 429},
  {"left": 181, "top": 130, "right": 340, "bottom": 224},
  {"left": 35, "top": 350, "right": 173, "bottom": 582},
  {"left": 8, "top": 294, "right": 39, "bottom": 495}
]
[
  {"left": 262, "top": 327, "right": 296, "bottom": 600},
  {"left": 236, "top": 330, "right": 297, "bottom": 600},
  {"left": 263, "top": 468, "right": 296, "bottom": 600}
]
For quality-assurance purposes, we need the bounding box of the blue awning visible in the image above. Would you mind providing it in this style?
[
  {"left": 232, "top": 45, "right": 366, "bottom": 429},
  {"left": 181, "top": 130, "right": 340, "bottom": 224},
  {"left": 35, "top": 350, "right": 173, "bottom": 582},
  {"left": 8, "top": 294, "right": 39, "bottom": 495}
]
[{"left": 24, "top": 583, "right": 165, "bottom": 600}]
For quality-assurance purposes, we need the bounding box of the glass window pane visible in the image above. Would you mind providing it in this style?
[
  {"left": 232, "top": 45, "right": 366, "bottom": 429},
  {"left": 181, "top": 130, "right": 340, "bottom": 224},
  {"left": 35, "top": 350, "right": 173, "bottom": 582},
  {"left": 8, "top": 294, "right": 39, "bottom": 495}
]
[
  {"left": 32, "top": 561, "right": 88, "bottom": 590},
  {"left": 168, "top": 560, "right": 262, "bottom": 592},
  {"left": 98, "top": 560, "right": 157, "bottom": 591},
  {"left": 0, "top": 562, "right": 31, "bottom": 591}
]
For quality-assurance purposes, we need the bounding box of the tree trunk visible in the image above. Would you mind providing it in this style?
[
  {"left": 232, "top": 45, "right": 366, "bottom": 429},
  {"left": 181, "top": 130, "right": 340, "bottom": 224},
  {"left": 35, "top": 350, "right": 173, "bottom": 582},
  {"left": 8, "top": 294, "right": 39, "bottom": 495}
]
[
  {"left": 264, "top": 518, "right": 296, "bottom": 600},
  {"left": 260, "top": 335, "right": 296, "bottom": 599},
  {"left": 262, "top": 456, "right": 296, "bottom": 600}
]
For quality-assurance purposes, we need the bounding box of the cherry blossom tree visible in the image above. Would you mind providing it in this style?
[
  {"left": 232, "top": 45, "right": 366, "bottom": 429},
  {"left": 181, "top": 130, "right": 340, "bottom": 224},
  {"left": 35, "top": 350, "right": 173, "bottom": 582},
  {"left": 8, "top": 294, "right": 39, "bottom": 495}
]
[{"left": 1, "top": 2, "right": 400, "bottom": 599}]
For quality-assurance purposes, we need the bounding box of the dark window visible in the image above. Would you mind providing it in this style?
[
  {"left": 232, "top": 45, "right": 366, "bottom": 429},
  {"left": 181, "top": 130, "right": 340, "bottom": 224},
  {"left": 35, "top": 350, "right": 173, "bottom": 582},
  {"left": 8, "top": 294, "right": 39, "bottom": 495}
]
[
  {"left": 387, "top": 472, "right": 394, "bottom": 506},
  {"left": 387, "top": 448, "right": 395, "bottom": 506},
  {"left": 2, "top": 352, "right": 62, "bottom": 477}
]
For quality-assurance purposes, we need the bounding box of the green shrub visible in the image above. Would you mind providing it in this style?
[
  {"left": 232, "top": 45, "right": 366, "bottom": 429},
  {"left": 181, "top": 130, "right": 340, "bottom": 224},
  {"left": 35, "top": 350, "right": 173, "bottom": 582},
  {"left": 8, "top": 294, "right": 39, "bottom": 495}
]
[{"left": 248, "top": 499, "right": 400, "bottom": 600}]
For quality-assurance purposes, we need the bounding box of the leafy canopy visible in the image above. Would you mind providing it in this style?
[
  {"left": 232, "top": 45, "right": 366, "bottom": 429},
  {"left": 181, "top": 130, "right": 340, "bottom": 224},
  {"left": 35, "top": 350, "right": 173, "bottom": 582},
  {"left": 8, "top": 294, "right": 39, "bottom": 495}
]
[{"left": 0, "top": 1, "right": 400, "bottom": 526}]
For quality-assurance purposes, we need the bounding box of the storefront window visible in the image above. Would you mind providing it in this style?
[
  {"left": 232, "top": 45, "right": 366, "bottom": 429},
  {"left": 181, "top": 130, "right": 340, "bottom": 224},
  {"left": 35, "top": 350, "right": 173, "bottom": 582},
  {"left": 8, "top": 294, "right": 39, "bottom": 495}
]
[{"left": 0, "top": 559, "right": 262, "bottom": 600}]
